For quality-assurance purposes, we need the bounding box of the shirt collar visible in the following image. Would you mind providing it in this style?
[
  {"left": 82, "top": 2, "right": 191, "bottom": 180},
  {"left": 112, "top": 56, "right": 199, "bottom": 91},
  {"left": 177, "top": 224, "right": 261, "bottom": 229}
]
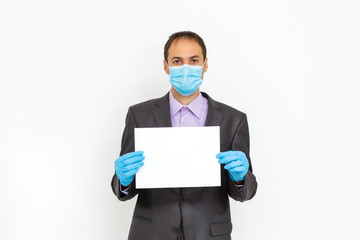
[
  {"left": 169, "top": 90, "right": 206, "bottom": 119},
  {"left": 169, "top": 90, "right": 184, "bottom": 118}
]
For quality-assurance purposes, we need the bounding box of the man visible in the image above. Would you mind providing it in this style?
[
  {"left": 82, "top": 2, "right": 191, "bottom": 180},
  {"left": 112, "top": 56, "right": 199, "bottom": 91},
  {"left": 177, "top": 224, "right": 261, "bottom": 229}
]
[{"left": 111, "top": 31, "right": 257, "bottom": 240}]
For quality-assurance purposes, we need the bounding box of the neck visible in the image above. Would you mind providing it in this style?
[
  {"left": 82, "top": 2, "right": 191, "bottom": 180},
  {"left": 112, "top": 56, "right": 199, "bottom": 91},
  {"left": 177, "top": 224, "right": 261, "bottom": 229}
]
[{"left": 171, "top": 87, "right": 200, "bottom": 106}]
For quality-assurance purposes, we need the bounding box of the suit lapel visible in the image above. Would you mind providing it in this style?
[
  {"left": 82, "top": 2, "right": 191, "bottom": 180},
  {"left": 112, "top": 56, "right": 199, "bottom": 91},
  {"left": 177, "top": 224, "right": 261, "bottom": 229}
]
[
  {"left": 152, "top": 92, "right": 172, "bottom": 127},
  {"left": 202, "top": 92, "right": 223, "bottom": 126}
]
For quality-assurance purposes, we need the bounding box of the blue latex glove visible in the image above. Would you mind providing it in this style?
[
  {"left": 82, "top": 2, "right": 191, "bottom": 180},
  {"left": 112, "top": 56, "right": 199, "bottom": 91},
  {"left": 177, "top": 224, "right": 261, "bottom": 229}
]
[
  {"left": 216, "top": 150, "right": 249, "bottom": 181},
  {"left": 114, "top": 151, "right": 145, "bottom": 186}
]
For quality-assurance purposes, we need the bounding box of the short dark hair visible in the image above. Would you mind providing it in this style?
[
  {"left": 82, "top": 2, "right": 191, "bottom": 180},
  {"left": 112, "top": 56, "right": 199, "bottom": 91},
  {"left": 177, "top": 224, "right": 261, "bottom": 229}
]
[{"left": 164, "top": 31, "right": 207, "bottom": 63}]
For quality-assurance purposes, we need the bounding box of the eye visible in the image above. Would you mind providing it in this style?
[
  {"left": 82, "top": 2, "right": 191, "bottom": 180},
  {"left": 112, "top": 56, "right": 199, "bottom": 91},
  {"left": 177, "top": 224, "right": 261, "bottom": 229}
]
[
  {"left": 173, "top": 60, "right": 181, "bottom": 64},
  {"left": 191, "top": 59, "right": 199, "bottom": 63}
]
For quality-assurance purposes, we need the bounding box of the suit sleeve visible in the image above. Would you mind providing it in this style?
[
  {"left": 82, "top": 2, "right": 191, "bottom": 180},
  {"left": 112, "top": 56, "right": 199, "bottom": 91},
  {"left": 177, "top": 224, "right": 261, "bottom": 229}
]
[
  {"left": 227, "top": 114, "right": 258, "bottom": 202},
  {"left": 111, "top": 107, "right": 138, "bottom": 201}
]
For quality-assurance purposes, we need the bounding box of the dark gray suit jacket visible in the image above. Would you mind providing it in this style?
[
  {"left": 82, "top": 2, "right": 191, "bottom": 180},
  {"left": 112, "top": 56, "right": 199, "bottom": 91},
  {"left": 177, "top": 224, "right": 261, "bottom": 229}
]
[{"left": 111, "top": 91, "right": 257, "bottom": 240}]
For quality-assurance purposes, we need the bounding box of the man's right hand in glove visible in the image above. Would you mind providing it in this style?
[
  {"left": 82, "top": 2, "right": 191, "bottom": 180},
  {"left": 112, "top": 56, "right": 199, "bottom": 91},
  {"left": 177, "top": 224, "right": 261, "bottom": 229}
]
[{"left": 114, "top": 151, "right": 145, "bottom": 187}]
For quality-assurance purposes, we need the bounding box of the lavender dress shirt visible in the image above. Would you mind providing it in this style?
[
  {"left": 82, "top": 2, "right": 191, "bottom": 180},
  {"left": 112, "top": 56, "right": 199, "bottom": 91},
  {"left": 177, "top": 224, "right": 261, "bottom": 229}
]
[
  {"left": 120, "top": 90, "right": 243, "bottom": 192},
  {"left": 169, "top": 90, "right": 209, "bottom": 127}
]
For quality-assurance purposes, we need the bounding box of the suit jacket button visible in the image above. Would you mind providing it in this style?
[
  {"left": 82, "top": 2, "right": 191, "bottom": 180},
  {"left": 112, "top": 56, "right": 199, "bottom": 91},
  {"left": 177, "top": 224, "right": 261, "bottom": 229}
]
[{"left": 172, "top": 227, "right": 179, "bottom": 233}]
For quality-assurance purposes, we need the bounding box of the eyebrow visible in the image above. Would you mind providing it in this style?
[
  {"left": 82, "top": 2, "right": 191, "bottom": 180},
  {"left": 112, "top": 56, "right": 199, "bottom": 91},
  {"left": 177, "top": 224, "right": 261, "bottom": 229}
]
[{"left": 171, "top": 55, "right": 201, "bottom": 61}]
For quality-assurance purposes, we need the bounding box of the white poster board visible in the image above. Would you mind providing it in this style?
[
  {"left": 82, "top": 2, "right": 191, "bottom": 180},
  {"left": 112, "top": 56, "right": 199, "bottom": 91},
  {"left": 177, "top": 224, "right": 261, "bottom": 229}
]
[{"left": 135, "top": 126, "right": 220, "bottom": 189}]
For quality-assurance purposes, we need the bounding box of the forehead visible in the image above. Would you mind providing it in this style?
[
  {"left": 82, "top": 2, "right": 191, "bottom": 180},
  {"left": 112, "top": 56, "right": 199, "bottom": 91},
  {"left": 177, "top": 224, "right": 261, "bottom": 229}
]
[{"left": 168, "top": 38, "right": 203, "bottom": 58}]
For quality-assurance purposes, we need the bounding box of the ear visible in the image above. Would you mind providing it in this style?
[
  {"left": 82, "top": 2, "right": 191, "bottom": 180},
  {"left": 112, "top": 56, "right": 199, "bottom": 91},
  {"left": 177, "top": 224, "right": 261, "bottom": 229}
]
[
  {"left": 201, "top": 58, "right": 208, "bottom": 80},
  {"left": 203, "top": 58, "right": 208, "bottom": 73},
  {"left": 163, "top": 60, "right": 169, "bottom": 75}
]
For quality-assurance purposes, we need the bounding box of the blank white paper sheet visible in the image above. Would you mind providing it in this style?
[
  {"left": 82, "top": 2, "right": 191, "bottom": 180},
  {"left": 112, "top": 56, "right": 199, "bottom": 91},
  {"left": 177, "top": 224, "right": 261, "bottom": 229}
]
[{"left": 134, "top": 126, "right": 220, "bottom": 189}]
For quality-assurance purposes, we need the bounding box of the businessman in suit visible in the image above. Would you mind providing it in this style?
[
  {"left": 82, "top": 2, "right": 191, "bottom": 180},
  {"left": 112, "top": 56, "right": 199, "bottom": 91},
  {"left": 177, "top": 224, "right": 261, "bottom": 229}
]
[{"left": 111, "top": 31, "right": 257, "bottom": 240}]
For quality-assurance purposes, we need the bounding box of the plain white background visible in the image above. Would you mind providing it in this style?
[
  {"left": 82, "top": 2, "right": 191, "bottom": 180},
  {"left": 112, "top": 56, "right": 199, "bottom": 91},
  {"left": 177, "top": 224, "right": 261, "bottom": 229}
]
[{"left": 1, "top": 0, "right": 359, "bottom": 239}]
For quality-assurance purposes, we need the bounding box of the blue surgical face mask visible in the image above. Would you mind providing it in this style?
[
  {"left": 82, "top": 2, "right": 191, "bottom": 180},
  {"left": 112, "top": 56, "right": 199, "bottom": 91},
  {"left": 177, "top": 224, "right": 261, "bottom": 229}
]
[{"left": 167, "top": 62, "right": 205, "bottom": 96}]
